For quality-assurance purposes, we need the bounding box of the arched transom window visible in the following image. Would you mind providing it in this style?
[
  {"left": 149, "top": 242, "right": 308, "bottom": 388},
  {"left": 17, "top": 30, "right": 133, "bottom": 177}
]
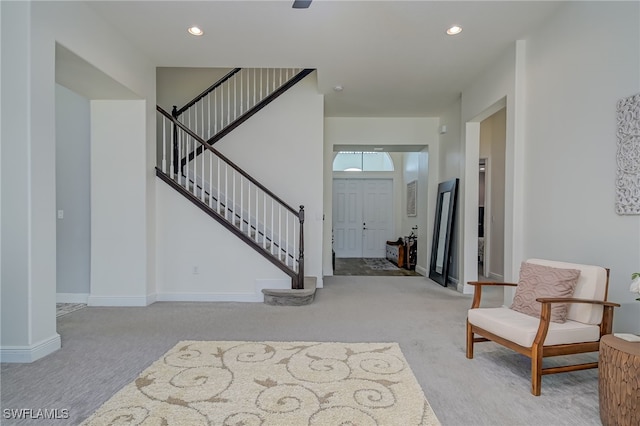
[{"left": 332, "top": 151, "right": 394, "bottom": 172}]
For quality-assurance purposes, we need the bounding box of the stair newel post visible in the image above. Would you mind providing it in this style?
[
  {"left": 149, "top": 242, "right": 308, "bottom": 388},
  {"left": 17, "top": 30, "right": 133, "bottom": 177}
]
[
  {"left": 297, "top": 205, "right": 305, "bottom": 290},
  {"left": 171, "top": 106, "right": 179, "bottom": 176}
]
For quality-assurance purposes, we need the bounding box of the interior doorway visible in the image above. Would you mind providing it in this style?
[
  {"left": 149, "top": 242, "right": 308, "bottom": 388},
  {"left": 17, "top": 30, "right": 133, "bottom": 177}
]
[
  {"left": 332, "top": 179, "right": 393, "bottom": 258},
  {"left": 478, "top": 158, "right": 488, "bottom": 278}
]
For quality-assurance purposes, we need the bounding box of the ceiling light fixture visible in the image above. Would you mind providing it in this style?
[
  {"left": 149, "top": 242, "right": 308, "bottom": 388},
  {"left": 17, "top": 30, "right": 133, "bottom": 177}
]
[
  {"left": 446, "top": 25, "right": 463, "bottom": 36},
  {"left": 188, "top": 26, "right": 204, "bottom": 36},
  {"left": 333, "top": 85, "right": 343, "bottom": 92}
]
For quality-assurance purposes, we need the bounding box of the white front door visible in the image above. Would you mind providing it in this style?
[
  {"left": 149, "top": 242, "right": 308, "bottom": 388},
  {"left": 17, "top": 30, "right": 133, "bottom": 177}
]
[
  {"left": 333, "top": 179, "right": 363, "bottom": 257},
  {"left": 333, "top": 179, "right": 393, "bottom": 258}
]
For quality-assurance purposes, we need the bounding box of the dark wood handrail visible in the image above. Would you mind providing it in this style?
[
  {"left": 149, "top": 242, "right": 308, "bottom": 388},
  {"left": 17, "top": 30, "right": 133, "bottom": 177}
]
[
  {"left": 180, "top": 69, "right": 315, "bottom": 167},
  {"left": 174, "top": 68, "right": 242, "bottom": 117},
  {"left": 158, "top": 105, "right": 298, "bottom": 216},
  {"left": 156, "top": 168, "right": 299, "bottom": 284},
  {"left": 184, "top": 175, "right": 296, "bottom": 262},
  {"left": 204, "top": 68, "right": 315, "bottom": 146}
]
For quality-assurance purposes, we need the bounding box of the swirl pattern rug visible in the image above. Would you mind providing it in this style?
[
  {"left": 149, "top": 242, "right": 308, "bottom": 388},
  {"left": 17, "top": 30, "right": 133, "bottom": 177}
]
[{"left": 81, "top": 341, "right": 440, "bottom": 425}]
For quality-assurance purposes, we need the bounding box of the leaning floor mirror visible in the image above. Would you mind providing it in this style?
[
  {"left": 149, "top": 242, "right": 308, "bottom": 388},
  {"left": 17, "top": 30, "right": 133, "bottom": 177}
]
[{"left": 429, "top": 178, "right": 459, "bottom": 286}]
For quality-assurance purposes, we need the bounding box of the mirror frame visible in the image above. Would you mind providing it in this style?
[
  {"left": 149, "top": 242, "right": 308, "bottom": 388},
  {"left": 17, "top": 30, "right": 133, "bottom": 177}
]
[{"left": 429, "top": 178, "right": 459, "bottom": 287}]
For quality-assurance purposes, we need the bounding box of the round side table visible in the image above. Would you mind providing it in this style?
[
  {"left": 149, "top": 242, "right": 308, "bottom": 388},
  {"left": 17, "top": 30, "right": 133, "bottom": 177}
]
[{"left": 599, "top": 334, "right": 640, "bottom": 426}]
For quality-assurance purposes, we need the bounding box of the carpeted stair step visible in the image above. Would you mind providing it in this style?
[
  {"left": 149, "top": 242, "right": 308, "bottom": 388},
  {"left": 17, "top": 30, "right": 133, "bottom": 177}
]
[{"left": 262, "top": 276, "right": 316, "bottom": 306}]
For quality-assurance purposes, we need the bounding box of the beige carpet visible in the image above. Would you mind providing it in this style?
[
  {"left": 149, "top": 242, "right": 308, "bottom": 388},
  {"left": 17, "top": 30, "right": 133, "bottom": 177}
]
[{"left": 81, "top": 341, "right": 440, "bottom": 425}]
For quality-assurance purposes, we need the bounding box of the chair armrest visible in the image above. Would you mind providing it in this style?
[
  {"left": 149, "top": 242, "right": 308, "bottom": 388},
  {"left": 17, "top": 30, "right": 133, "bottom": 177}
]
[
  {"left": 536, "top": 297, "right": 621, "bottom": 308},
  {"left": 468, "top": 281, "right": 518, "bottom": 287},
  {"left": 532, "top": 298, "right": 621, "bottom": 344},
  {"left": 468, "top": 282, "right": 518, "bottom": 309}
]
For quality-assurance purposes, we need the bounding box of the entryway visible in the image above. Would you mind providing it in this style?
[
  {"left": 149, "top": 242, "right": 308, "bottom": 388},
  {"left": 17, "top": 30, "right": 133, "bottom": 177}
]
[{"left": 332, "top": 179, "right": 393, "bottom": 258}]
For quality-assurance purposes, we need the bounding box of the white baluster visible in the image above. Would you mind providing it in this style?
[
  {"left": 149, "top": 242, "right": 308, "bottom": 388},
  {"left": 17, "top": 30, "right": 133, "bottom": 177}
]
[
  {"left": 255, "top": 184, "right": 259, "bottom": 242},
  {"left": 207, "top": 94, "right": 211, "bottom": 139},
  {"left": 286, "top": 211, "right": 290, "bottom": 264},
  {"left": 253, "top": 68, "right": 256, "bottom": 108},
  {"left": 201, "top": 142, "right": 205, "bottom": 202},
  {"left": 162, "top": 116, "right": 167, "bottom": 173},
  {"left": 185, "top": 133, "right": 190, "bottom": 191},
  {"left": 247, "top": 181, "right": 251, "bottom": 237},
  {"left": 177, "top": 130, "right": 182, "bottom": 185},
  {"left": 225, "top": 163, "right": 229, "bottom": 220},
  {"left": 233, "top": 75, "right": 237, "bottom": 121},
  {"left": 278, "top": 205, "right": 282, "bottom": 262},
  {"left": 217, "top": 157, "right": 221, "bottom": 214},
  {"left": 240, "top": 69, "right": 244, "bottom": 115},
  {"left": 169, "top": 118, "right": 175, "bottom": 179},
  {"left": 208, "top": 153, "right": 213, "bottom": 208},
  {"left": 240, "top": 175, "right": 243, "bottom": 232},
  {"left": 214, "top": 89, "right": 218, "bottom": 135},
  {"left": 271, "top": 199, "right": 274, "bottom": 255},
  {"left": 263, "top": 194, "right": 267, "bottom": 249},
  {"left": 293, "top": 220, "right": 297, "bottom": 272}
]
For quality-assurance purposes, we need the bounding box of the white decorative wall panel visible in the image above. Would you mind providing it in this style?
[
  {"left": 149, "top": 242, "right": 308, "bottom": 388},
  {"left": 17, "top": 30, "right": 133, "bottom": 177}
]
[{"left": 616, "top": 93, "right": 640, "bottom": 215}]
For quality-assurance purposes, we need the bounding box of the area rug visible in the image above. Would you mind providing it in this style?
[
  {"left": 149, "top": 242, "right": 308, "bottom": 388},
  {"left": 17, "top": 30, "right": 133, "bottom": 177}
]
[
  {"left": 81, "top": 341, "right": 440, "bottom": 425},
  {"left": 362, "top": 258, "right": 400, "bottom": 271}
]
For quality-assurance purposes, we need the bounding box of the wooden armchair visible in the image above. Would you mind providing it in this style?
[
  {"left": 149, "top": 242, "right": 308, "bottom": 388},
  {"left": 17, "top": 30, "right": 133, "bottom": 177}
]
[{"left": 466, "top": 259, "right": 620, "bottom": 396}]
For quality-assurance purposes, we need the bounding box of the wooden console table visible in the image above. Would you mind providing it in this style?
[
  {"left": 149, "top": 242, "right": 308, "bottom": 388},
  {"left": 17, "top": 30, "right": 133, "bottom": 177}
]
[{"left": 599, "top": 334, "right": 640, "bottom": 426}]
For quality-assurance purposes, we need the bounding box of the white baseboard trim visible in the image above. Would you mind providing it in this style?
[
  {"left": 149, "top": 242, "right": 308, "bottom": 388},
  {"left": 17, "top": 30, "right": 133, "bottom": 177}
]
[
  {"left": 415, "top": 265, "right": 427, "bottom": 277},
  {"left": 0, "top": 334, "right": 61, "bottom": 363},
  {"left": 56, "top": 293, "right": 89, "bottom": 304},
  {"left": 87, "top": 295, "right": 151, "bottom": 307},
  {"left": 488, "top": 272, "right": 504, "bottom": 281},
  {"left": 146, "top": 293, "right": 158, "bottom": 305},
  {"left": 156, "top": 292, "right": 264, "bottom": 303}
]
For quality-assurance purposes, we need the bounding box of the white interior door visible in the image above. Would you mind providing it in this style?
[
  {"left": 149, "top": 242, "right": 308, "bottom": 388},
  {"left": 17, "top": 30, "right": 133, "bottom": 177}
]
[
  {"left": 333, "top": 179, "right": 393, "bottom": 258},
  {"left": 362, "top": 180, "right": 393, "bottom": 257},
  {"left": 333, "top": 180, "right": 363, "bottom": 257}
]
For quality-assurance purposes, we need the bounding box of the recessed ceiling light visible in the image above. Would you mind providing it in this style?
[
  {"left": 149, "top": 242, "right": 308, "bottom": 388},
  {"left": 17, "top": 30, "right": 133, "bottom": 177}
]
[
  {"left": 446, "top": 25, "right": 463, "bottom": 36},
  {"left": 188, "top": 26, "right": 204, "bottom": 36},
  {"left": 333, "top": 85, "right": 344, "bottom": 92}
]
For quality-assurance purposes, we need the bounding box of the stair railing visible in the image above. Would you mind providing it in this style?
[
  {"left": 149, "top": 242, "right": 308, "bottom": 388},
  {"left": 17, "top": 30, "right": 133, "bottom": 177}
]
[
  {"left": 173, "top": 68, "right": 311, "bottom": 145},
  {"left": 157, "top": 105, "right": 305, "bottom": 289}
]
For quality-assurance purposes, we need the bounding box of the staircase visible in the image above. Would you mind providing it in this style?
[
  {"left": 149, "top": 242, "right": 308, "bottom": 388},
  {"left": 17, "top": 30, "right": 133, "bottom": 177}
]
[{"left": 156, "top": 68, "right": 315, "bottom": 304}]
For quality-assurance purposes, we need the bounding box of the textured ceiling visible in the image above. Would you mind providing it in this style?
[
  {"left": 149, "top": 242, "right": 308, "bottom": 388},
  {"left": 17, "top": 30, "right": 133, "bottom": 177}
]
[{"left": 86, "top": 0, "right": 564, "bottom": 117}]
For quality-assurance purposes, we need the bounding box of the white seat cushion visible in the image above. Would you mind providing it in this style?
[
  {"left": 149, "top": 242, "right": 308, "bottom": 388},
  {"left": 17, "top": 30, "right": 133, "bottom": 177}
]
[{"left": 468, "top": 307, "right": 601, "bottom": 347}]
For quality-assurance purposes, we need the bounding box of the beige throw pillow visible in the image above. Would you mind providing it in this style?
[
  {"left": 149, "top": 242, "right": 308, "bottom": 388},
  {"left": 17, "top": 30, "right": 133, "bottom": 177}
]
[{"left": 510, "top": 262, "right": 580, "bottom": 323}]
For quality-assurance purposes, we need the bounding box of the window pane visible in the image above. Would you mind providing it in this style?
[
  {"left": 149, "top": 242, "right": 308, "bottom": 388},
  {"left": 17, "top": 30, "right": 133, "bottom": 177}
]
[{"left": 333, "top": 151, "right": 394, "bottom": 172}]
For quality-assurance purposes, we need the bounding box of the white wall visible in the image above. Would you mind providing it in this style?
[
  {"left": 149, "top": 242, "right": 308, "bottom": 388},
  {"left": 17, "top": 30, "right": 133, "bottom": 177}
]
[
  {"left": 437, "top": 99, "right": 463, "bottom": 285},
  {"left": 1, "top": 1, "right": 156, "bottom": 361},
  {"left": 522, "top": 1, "right": 640, "bottom": 332},
  {"left": 156, "top": 67, "right": 233, "bottom": 112},
  {"left": 90, "top": 100, "right": 148, "bottom": 306},
  {"left": 401, "top": 151, "right": 429, "bottom": 274},
  {"left": 156, "top": 181, "right": 290, "bottom": 300},
  {"left": 55, "top": 84, "right": 91, "bottom": 301},
  {"left": 324, "top": 117, "right": 439, "bottom": 277},
  {"left": 460, "top": 1, "right": 640, "bottom": 332},
  {"left": 1, "top": 1, "right": 35, "bottom": 357},
  {"left": 203, "top": 73, "right": 325, "bottom": 287},
  {"left": 479, "top": 108, "right": 506, "bottom": 280},
  {"left": 461, "top": 39, "right": 521, "bottom": 295}
]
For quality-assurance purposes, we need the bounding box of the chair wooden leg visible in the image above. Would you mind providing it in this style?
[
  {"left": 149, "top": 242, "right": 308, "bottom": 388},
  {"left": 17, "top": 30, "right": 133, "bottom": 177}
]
[
  {"left": 466, "top": 320, "right": 474, "bottom": 359},
  {"left": 531, "top": 345, "right": 543, "bottom": 396}
]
